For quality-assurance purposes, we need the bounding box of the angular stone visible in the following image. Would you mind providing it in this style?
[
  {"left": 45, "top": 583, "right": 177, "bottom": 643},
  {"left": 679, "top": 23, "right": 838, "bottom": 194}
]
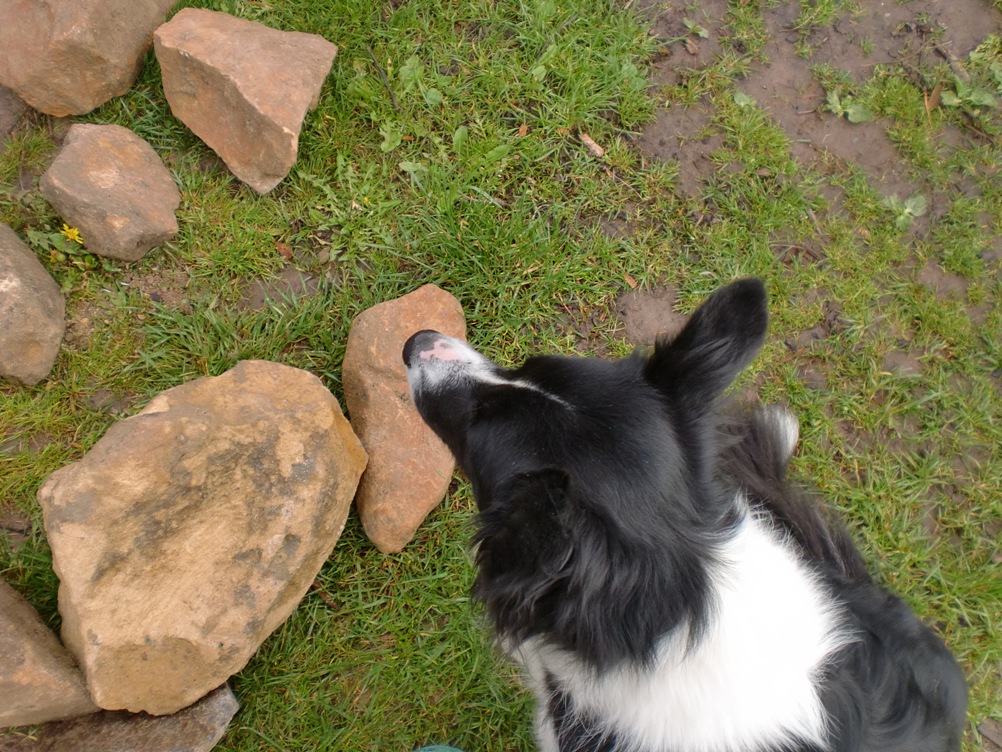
[
  {"left": 39, "top": 124, "right": 180, "bottom": 262},
  {"left": 2, "top": 685, "right": 238, "bottom": 752},
  {"left": 0, "top": 0, "right": 178, "bottom": 117},
  {"left": 154, "top": 8, "right": 337, "bottom": 194},
  {"left": 0, "top": 579, "right": 99, "bottom": 728},
  {"left": 37, "top": 360, "right": 367, "bottom": 715},
  {"left": 0, "top": 223, "right": 65, "bottom": 386},
  {"left": 343, "top": 285, "right": 466, "bottom": 554}
]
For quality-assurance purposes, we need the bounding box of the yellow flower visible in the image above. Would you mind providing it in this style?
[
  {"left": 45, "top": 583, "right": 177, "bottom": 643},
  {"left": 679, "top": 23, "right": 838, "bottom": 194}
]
[{"left": 60, "top": 224, "right": 84, "bottom": 245}]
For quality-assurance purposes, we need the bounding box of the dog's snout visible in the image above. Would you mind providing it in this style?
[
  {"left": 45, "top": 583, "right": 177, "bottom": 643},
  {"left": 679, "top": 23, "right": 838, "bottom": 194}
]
[
  {"left": 403, "top": 330, "right": 443, "bottom": 368},
  {"left": 403, "top": 330, "right": 478, "bottom": 368}
]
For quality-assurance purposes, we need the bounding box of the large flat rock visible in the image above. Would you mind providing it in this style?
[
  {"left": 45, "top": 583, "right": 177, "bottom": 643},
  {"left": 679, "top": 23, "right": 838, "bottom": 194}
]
[
  {"left": 1, "top": 684, "right": 238, "bottom": 752},
  {"left": 37, "top": 360, "right": 367, "bottom": 715}
]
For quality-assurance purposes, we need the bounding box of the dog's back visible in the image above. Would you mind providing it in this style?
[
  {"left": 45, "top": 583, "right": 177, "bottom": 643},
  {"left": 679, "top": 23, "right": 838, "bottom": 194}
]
[{"left": 720, "top": 408, "right": 968, "bottom": 752}]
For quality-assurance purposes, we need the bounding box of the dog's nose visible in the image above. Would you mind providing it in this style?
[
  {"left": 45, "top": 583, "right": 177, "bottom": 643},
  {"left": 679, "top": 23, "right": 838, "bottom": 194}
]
[{"left": 402, "top": 330, "right": 443, "bottom": 368}]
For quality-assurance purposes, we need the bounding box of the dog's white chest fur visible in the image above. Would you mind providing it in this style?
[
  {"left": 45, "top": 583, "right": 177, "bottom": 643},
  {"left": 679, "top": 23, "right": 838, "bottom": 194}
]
[{"left": 513, "top": 506, "right": 856, "bottom": 752}]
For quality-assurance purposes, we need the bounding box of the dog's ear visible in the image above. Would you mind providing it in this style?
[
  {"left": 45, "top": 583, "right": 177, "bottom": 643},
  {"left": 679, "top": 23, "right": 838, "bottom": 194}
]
[
  {"left": 646, "top": 278, "right": 767, "bottom": 411},
  {"left": 475, "top": 468, "right": 572, "bottom": 581},
  {"left": 473, "top": 468, "right": 574, "bottom": 640}
]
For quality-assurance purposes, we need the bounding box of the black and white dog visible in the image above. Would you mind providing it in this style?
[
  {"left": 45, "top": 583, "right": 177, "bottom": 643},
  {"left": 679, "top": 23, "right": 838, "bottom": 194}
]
[{"left": 403, "top": 279, "right": 966, "bottom": 752}]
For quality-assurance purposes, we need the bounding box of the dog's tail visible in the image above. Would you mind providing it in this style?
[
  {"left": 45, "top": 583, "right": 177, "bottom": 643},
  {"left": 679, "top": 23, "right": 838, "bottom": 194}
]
[{"left": 717, "top": 405, "right": 871, "bottom": 584}]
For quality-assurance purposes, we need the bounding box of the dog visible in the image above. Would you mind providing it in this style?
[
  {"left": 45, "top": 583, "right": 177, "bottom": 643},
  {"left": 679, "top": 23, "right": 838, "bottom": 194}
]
[{"left": 402, "top": 278, "right": 966, "bottom": 752}]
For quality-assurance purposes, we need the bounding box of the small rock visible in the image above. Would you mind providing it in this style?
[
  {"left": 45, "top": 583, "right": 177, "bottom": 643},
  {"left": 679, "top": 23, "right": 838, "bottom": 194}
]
[
  {"left": 39, "top": 124, "right": 180, "bottom": 262},
  {"left": 0, "top": 0, "right": 178, "bottom": 116},
  {"left": 0, "top": 578, "right": 99, "bottom": 728},
  {"left": 343, "top": 284, "right": 466, "bottom": 554},
  {"left": 0, "top": 85, "right": 28, "bottom": 138},
  {"left": 2, "top": 684, "right": 238, "bottom": 752},
  {"left": 154, "top": 8, "right": 338, "bottom": 194},
  {"left": 0, "top": 223, "right": 66, "bottom": 386},
  {"left": 37, "top": 360, "right": 367, "bottom": 715}
]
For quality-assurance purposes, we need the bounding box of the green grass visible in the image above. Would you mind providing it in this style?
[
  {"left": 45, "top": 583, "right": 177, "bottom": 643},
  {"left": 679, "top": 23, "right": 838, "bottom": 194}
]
[{"left": 2, "top": 0, "right": 1000, "bottom": 749}]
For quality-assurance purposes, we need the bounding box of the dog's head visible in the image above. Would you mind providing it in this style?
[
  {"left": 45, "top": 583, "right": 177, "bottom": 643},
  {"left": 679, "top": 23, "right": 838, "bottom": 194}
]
[{"left": 402, "top": 278, "right": 768, "bottom": 665}]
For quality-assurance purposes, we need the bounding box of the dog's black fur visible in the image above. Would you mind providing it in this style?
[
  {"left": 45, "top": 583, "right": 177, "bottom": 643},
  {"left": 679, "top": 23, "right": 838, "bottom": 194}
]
[{"left": 403, "top": 278, "right": 966, "bottom": 752}]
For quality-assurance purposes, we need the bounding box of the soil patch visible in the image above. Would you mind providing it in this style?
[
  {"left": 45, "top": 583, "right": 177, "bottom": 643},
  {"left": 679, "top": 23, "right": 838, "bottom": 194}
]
[
  {"left": 614, "top": 285, "right": 688, "bottom": 346},
  {"left": 643, "top": 0, "right": 728, "bottom": 88},
  {"left": 633, "top": 101, "right": 723, "bottom": 199},
  {"left": 916, "top": 259, "right": 969, "bottom": 298},
  {"left": 121, "top": 265, "right": 193, "bottom": 311},
  {"left": 235, "top": 265, "right": 321, "bottom": 313},
  {"left": 633, "top": 0, "right": 1002, "bottom": 219}
]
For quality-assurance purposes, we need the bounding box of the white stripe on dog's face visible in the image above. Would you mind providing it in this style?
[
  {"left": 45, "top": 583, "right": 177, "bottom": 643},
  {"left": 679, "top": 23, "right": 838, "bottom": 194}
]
[
  {"left": 405, "top": 332, "right": 497, "bottom": 388},
  {"left": 405, "top": 332, "right": 571, "bottom": 408}
]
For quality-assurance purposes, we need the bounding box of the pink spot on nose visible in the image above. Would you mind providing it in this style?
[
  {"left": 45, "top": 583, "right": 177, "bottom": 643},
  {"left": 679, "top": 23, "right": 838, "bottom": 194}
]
[{"left": 420, "top": 339, "right": 464, "bottom": 361}]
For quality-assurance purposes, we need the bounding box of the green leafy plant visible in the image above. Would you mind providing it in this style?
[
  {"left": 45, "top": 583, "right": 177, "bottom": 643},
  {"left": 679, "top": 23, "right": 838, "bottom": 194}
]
[
  {"left": 882, "top": 193, "right": 928, "bottom": 230},
  {"left": 663, "top": 18, "right": 709, "bottom": 49},
  {"left": 825, "top": 89, "right": 876, "bottom": 123},
  {"left": 940, "top": 78, "right": 998, "bottom": 112},
  {"left": 683, "top": 18, "right": 709, "bottom": 39},
  {"left": 23, "top": 224, "right": 120, "bottom": 292}
]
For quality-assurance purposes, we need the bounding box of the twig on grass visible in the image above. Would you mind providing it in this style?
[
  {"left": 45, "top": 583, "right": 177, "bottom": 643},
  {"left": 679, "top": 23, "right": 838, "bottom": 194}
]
[{"left": 366, "top": 45, "right": 401, "bottom": 113}]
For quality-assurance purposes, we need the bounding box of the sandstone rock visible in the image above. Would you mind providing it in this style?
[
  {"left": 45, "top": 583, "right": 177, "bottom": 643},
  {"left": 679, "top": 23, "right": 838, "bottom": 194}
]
[
  {"left": 1, "top": 684, "right": 238, "bottom": 752},
  {"left": 343, "top": 285, "right": 466, "bottom": 554},
  {"left": 37, "top": 360, "right": 367, "bottom": 715},
  {"left": 154, "top": 9, "right": 337, "bottom": 194},
  {"left": 0, "top": 85, "right": 28, "bottom": 138},
  {"left": 0, "top": 223, "right": 65, "bottom": 386},
  {"left": 0, "top": 579, "right": 99, "bottom": 728},
  {"left": 0, "top": 0, "right": 178, "bottom": 117},
  {"left": 39, "top": 124, "right": 180, "bottom": 262}
]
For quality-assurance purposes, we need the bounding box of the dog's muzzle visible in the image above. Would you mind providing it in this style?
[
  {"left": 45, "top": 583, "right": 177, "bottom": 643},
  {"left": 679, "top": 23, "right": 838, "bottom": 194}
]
[
  {"left": 403, "top": 331, "right": 483, "bottom": 368},
  {"left": 404, "top": 330, "right": 456, "bottom": 367}
]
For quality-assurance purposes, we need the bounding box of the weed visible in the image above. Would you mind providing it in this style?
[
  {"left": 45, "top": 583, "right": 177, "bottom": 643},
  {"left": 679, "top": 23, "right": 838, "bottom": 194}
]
[
  {"left": 882, "top": 193, "right": 929, "bottom": 230},
  {"left": 825, "top": 89, "right": 877, "bottom": 123}
]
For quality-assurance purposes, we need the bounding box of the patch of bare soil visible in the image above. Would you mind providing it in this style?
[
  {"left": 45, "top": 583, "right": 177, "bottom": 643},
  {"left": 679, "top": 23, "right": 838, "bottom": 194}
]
[
  {"left": 0, "top": 505, "right": 33, "bottom": 551},
  {"left": 644, "top": 0, "right": 729, "bottom": 89},
  {"left": 631, "top": 0, "right": 729, "bottom": 199},
  {"left": 599, "top": 201, "right": 653, "bottom": 240},
  {"left": 916, "top": 258, "right": 969, "bottom": 298},
  {"left": 632, "top": 101, "right": 723, "bottom": 198},
  {"left": 614, "top": 284, "right": 689, "bottom": 346},
  {"left": 120, "top": 265, "right": 193, "bottom": 312},
  {"left": 734, "top": 0, "right": 987, "bottom": 210},
  {"left": 235, "top": 265, "right": 320, "bottom": 313},
  {"left": 630, "top": 0, "right": 1002, "bottom": 216},
  {"left": 615, "top": 0, "right": 999, "bottom": 379}
]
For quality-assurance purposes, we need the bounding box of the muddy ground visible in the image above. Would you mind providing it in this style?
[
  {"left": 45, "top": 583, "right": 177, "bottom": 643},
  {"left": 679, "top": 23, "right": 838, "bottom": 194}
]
[{"left": 622, "top": 0, "right": 1001, "bottom": 335}]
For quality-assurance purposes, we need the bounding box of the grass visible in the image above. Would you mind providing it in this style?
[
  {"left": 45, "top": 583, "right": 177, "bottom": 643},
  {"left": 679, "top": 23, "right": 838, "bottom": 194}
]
[{"left": 2, "top": 0, "right": 1000, "bottom": 749}]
